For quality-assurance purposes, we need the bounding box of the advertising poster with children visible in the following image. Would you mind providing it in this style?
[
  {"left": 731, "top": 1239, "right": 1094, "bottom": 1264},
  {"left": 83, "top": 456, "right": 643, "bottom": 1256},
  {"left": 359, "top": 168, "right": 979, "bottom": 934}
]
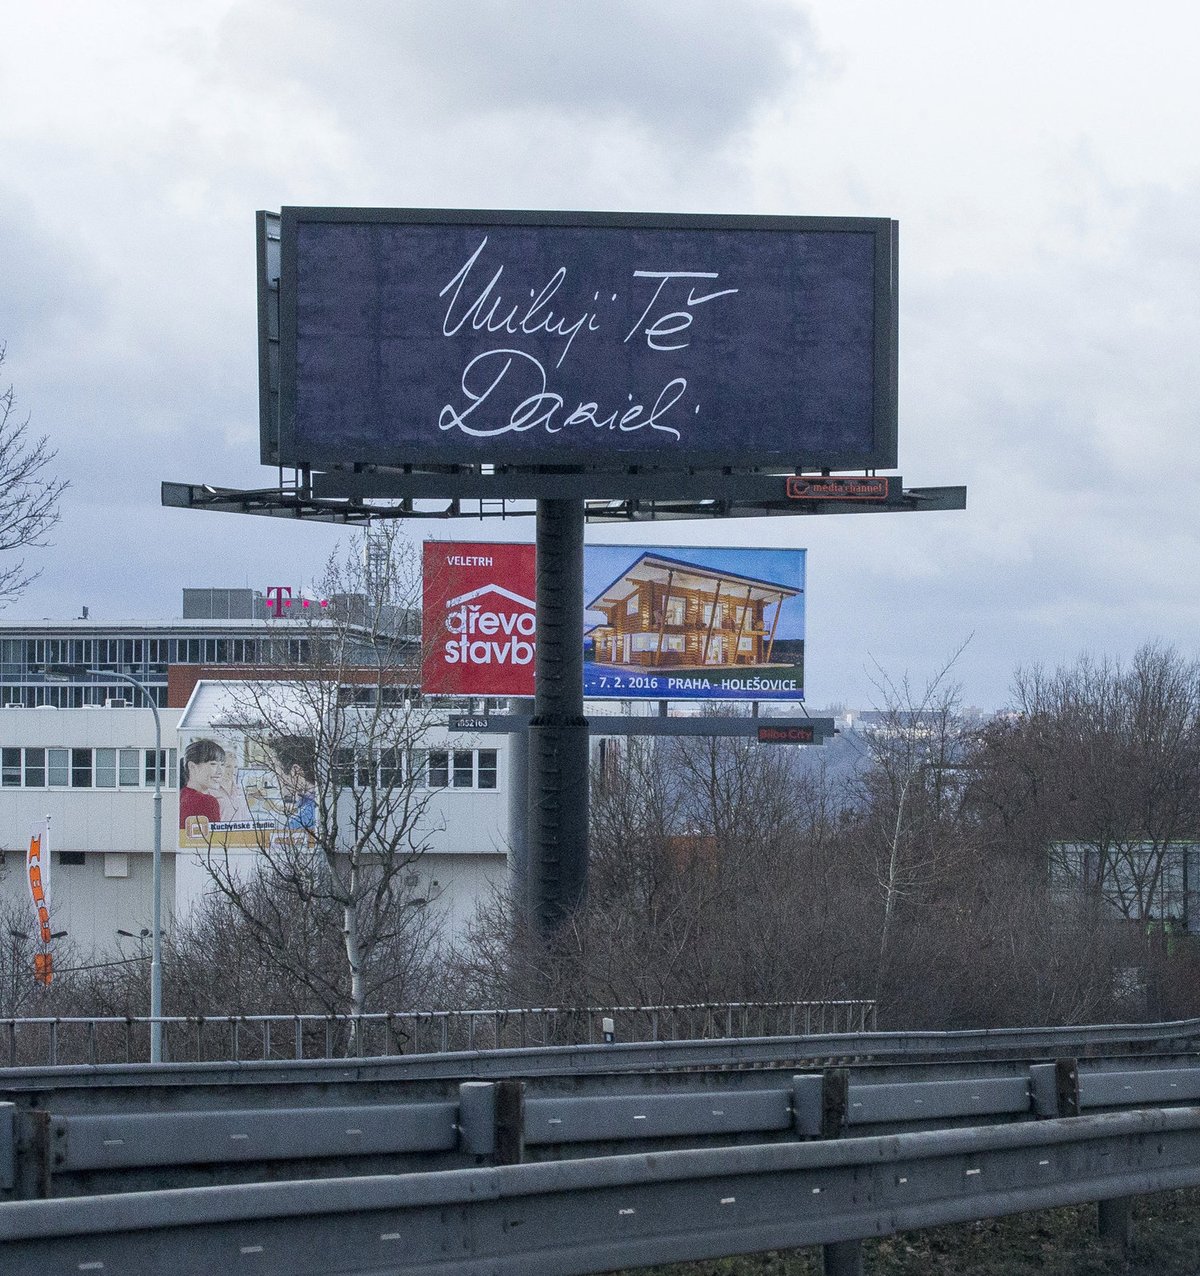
[{"left": 177, "top": 731, "right": 317, "bottom": 851}]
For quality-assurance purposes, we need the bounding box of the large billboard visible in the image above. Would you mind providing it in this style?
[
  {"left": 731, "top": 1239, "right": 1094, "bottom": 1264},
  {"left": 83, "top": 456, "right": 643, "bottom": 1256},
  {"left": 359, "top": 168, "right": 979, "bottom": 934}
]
[
  {"left": 267, "top": 209, "right": 897, "bottom": 475},
  {"left": 423, "top": 541, "right": 805, "bottom": 703}
]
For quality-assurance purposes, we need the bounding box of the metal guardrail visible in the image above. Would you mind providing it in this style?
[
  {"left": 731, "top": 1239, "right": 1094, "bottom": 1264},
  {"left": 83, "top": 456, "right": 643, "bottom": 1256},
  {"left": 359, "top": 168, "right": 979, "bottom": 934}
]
[
  {"left": 2, "top": 1107, "right": 1199, "bottom": 1275},
  {"left": 0, "top": 999, "right": 877, "bottom": 1067},
  {"left": 5, "top": 1056, "right": 1200, "bottom": 1199},
  {"left": 2, "top": 1014, "right": 1198, "bottom": 1102}
]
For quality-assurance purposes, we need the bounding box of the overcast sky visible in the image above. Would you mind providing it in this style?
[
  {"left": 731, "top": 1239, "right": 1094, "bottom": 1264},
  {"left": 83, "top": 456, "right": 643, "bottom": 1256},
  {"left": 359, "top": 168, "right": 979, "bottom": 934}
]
[{"left": 3, "top": 1, "right": 1198, "bottom": 710}]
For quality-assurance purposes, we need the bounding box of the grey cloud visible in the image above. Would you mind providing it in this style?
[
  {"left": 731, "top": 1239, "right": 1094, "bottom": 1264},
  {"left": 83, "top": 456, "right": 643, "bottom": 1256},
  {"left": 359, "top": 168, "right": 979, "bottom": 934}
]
[
  {"left": 0, "top": 186, "right": 107, "bottom": 348},
  {"left": 222, "top": 0, "right": 822, "bottom": 153}
]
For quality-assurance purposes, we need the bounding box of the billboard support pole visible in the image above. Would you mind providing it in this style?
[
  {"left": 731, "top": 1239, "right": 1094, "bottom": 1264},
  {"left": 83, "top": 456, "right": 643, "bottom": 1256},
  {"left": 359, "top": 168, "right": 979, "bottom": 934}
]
[
  {"left": 507, "top": 697, "right": 533, "bottom": 901},
  {"left": 527, "top": 498, "right": 589, "bottom": 939}
]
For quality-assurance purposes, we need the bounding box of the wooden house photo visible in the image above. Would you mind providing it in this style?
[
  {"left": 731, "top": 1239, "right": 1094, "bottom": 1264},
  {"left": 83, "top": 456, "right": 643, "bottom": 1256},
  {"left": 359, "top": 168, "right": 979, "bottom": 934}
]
[{"left": 585, "top": 551, "right": 801, "bottom": 671}]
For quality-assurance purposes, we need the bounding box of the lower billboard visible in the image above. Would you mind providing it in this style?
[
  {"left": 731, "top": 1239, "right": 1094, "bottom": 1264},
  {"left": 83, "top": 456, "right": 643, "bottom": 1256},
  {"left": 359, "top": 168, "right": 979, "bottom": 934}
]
[{"left": 424, "top": 541, "right": 805, "bottom": 703}]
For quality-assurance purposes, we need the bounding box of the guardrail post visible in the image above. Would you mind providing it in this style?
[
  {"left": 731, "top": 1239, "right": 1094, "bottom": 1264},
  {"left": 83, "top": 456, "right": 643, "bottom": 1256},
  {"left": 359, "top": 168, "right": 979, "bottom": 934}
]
[
  {"left": 792, "top": 1070, "right": 850, "bottom": 1139},
  {"left": 495, "top": 1078, "right": 526, "bottom": 1165},
  {"left": 12, "top": 1109, "right": 51, "bottom": 1200},
  {"left": 458, "top": 1082, "right": 496, "bottom": 1157},
  {"left": 1030, "top": 1059, "right": 1080, "bottom": 1118},
  {"left": 0, "top": 1103, "right": 14, "bottom": 1197},
  {"left": 822, "top": 1238, "right": 864, "bottom": 1276},
  {"left": 791, "top": 1075, "right": 823, "bottom": 1137},
  {"left": 1097, "top": 1196, "right": 1133, "bottom": 1249},
  {"left": 1055, "top": 1058, "right": 1080, "bottom": 1117},
  {"left": 822, "top": 1067, "right": 850, "bottom": 1139}
]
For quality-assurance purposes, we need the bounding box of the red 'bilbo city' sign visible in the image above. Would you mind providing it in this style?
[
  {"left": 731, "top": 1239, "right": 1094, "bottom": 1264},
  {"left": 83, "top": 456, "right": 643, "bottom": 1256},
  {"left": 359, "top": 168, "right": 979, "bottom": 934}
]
[{"left": 422, "top": 541, "right": 537, "bottom": 696}]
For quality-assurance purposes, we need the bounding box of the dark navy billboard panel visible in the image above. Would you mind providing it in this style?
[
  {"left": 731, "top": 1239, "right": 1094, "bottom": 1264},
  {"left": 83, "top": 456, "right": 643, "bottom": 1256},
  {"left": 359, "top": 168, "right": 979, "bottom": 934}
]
[
  {"left": 583, "top": 544, "right": 805, "bottom": 702},
  {"left": 275, "top": 209, "right": 897, "bottom": 472}
]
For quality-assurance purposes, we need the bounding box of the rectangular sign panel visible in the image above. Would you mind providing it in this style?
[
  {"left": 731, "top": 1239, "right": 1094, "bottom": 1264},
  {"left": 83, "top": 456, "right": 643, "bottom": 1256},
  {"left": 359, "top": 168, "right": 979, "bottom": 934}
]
[
  {"left": 786, "top": 475, "right": 889, "bottom": 500},
  {"left": 583, "top": 545, "right": 805, "bottom": 702},
  {"left": 423, "top": 541, "right": 805, "bottom": 703},
  {"left": 757, "top": 723, "right": 816, "bottom": 744},
  {"left": 422, "top": 541, "right": 537, "bottom": 696},
  {"left": 273, "top": 209, "right": 897, "bottom": 474},
  {"left": 178, "top": 731, "right": 316, "bottom": 852}
]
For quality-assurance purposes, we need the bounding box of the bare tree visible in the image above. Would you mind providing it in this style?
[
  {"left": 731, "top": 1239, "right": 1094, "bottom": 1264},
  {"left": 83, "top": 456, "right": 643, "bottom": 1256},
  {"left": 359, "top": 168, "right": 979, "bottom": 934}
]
[
  {"left": 0, "top": 347, "right": 68, "bottom": 605},
  {"left": 851, "top": 650, "right": 974, "bottom": 1003},
  {"left": 1012, "top": 645, "right": 1200, "bottom": 926},
  {"left": 452, "top": 727, "right": 868, "bottom": 1014},
  {"left": 192, "top": 527, "right": 445, "bottom": 1028}
]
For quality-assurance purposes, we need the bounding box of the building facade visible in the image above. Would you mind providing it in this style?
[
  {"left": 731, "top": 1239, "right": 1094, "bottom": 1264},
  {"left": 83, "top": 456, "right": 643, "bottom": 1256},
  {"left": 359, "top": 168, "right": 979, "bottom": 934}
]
[{"left": 0, "top": 591, "right": 511, "bottom": 962}]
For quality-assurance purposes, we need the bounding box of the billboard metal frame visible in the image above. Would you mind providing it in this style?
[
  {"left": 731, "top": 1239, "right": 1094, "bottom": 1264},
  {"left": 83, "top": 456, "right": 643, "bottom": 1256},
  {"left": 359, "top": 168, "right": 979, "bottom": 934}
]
[{"left": 161, "top": 477, "right": 965, "bottom": 524}]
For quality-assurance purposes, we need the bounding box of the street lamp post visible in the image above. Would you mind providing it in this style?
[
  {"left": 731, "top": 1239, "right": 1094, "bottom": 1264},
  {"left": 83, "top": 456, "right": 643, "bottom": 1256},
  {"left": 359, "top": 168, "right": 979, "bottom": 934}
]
[{"left": 87, "top": 669, "right": 164, "bottom": 1062}]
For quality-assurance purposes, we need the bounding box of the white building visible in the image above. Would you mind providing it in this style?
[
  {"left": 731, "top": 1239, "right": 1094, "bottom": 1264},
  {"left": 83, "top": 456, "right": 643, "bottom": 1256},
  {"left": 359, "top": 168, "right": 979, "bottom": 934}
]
[
  {"left": 1, "top": 700, "right": 514, "bottom": 960},
  {"left": 175, "top": 679, "right": 512, "bottom": 943},
  {"left": 0, "top": 592, "right": 515, "bottom": 957},
  {"left": 0, "top": 706, "right": 173, "bottom": 952}
]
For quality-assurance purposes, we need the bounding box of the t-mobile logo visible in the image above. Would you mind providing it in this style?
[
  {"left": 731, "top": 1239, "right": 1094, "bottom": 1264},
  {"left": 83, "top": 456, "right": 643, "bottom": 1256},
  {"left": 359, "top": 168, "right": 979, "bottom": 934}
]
[{"left": 265, "top": 586, "right": 330, "bottom": 618}]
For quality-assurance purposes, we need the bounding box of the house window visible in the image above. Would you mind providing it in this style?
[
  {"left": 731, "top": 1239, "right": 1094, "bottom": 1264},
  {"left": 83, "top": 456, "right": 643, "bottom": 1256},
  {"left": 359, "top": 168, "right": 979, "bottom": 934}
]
[
  {"left": 631, "top": 633, "right": 683, "bottom": 653},
  {"left": 664, "top": 598, "right": 685, "bottom": 625},
  {"left": 625, "top": 594, "right": 639, "bottom": 616}
]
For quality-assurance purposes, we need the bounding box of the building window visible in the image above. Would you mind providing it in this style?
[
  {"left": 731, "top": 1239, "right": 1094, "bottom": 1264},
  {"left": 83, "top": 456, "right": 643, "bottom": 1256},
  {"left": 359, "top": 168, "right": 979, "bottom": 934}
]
[
  {"left": 24, "top": 748, "right": 45, "bottom": 787},
  {"left": 477, "top": 750, "right": 498, "bottom": 790},
  {"left": 379, "top": 748, "right": 404, "bottom": 786},
  {"left": 58, "top": 851, "right": 86, "bottom": 866},
  {"left": 48, "top": 748, "right": 68, "bottom": 786},
  {"left": 427, "top": 750, "right": 450, "bottom": 788},
  {"left": 422, "top": 748, "right": 498, "bottom": 790},
  {"left": 144, "top": 749, "right": 175, "bottom": 787},
  {"left": 95, "top": 748, "right": 117, "bottom": 788},
  {"left": 452, "top": 750, "right": 473, "bottom": 788},
  {"left": 71, "top": 748, "right": 93, "bottom": 788},
  {"left": 119, "top": 748, "right": 141, "bottom": 787},
  {"left": 1, "top": 747, "right": 20, "bottom": 787}
]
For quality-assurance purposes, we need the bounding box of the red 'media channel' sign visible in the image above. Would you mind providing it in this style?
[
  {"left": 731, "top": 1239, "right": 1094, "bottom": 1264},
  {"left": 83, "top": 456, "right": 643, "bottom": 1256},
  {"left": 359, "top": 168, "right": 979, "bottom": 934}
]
[{"left": 422, "top": 541, "right": 537, "bottom": 695}]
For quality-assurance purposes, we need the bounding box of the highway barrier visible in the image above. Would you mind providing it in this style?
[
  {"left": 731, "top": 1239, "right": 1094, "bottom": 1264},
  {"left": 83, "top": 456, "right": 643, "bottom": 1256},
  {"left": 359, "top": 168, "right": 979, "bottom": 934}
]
[{"left": 2, "top": 1107, "right": 1198, "bottom": 1275}]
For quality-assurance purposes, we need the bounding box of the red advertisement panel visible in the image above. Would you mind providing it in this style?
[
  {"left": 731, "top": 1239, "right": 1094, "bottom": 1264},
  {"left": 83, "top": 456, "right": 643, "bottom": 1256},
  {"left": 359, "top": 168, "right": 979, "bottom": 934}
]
[{"left": 422, "top": 541, "right": 537, "bottom": 695}]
